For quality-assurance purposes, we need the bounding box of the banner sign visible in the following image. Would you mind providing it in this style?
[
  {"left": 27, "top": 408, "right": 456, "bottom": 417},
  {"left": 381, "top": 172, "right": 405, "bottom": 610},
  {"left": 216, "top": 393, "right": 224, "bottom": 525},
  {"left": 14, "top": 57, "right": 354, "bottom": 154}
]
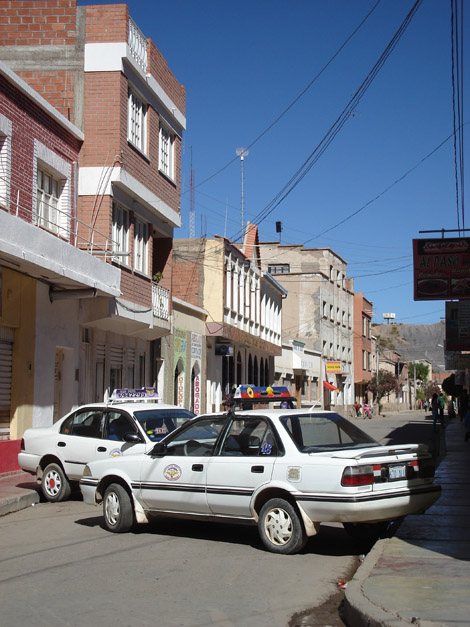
[{"left": 413, "top": 238, "right": 470, "bottom": 300}]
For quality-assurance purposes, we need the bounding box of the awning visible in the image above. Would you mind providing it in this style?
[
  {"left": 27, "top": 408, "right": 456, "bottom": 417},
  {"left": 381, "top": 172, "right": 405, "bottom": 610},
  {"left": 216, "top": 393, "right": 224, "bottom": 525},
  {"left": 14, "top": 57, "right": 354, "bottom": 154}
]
[{"left": 323, "top": 380, "right": 337, "bottom": 391}]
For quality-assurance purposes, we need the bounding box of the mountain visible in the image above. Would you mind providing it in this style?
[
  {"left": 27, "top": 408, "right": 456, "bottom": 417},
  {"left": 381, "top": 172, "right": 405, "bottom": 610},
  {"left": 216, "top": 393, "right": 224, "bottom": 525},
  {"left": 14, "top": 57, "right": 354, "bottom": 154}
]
[{"left": 371, "top": 321, "right": 446, "bottom": 372}]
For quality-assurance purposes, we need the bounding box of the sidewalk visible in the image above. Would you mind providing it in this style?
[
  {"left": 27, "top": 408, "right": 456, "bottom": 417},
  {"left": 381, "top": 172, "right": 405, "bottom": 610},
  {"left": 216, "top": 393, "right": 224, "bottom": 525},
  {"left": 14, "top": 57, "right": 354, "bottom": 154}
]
[
  {"left": 0, "top": 471, "right": 39, "bottom": 517},
  {"left": 344, "top": 416, "right": 470, "bottom": 627}
]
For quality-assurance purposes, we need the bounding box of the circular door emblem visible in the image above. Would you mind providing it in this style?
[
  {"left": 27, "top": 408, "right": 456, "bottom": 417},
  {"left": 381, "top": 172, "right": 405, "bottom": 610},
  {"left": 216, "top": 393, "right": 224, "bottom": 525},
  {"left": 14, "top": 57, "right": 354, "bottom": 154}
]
[
  {"left": 110, "top": 449, "right": 122, "bottom": 457},
  {"left": 164, "top": 464, "right": 182, "bottom": 481}
]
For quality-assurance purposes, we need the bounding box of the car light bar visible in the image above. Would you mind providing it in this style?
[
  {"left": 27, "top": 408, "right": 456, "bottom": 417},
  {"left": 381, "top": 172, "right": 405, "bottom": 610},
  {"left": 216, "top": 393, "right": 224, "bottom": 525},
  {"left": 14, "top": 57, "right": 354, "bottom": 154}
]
[
  {"left": 110, "top": 388, "right": 159, "bottom": 401},
  {"left": 234, "top": 385, "right": 293, "bottom": 400}
]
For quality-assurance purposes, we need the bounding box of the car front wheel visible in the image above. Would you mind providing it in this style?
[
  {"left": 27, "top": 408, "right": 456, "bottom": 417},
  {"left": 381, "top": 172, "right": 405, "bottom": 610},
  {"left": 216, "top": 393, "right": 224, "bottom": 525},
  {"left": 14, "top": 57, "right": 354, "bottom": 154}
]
[
  {"left": 42, "top": 463, "right": 72, "bottom": 502},
  {"left": 258, "top": 498, "right": 307, "bottom": 554},
  {"left": 103, "top": 484, "right": 134, "bottom": 533}
]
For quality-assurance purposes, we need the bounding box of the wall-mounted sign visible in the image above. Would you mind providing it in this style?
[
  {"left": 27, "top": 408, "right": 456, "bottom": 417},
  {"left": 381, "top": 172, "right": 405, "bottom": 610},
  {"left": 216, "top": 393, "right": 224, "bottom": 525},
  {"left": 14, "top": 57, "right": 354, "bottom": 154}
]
[
  {"left": 445, "top": 301, "right": 470, "bottom": 351},
  {"left": 326, "top": 361, "right": 342, "bottom": 373},
  {"left": 413, "top": 238, "right": 470, "bottom": 301}
]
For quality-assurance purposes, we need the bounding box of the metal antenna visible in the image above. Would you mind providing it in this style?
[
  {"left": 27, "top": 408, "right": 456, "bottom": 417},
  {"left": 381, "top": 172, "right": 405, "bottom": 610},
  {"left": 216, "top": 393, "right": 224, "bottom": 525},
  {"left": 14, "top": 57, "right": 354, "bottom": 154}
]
[{"left": 236, "top": 147, "right": 249, "bottom": 240}]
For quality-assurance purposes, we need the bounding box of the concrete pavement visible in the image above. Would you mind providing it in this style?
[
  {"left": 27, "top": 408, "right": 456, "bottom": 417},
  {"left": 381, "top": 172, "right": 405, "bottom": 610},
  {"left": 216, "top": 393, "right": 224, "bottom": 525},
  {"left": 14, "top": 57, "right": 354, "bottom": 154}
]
[
  {"left": 0, "top": 411, "right": 468, "bottom": 627},
  {"left": 344, "top": 415, "right": 470, "bottom": 627}
]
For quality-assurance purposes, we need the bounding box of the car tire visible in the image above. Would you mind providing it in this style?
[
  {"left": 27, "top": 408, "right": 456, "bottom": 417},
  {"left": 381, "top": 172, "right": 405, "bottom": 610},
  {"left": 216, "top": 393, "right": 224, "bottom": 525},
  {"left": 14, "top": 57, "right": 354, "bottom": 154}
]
[
  {"left": 42, "top": 463, "right": 72, "bottom": 503},
  {"left": 258, "top": 498, "right": 307, "bottom": 554},
  {"left": 103, "top": 483, "right": 134, "bottom": 533},
  {"left": 343, "top": 521, "right": 394, "bottom": 542}
]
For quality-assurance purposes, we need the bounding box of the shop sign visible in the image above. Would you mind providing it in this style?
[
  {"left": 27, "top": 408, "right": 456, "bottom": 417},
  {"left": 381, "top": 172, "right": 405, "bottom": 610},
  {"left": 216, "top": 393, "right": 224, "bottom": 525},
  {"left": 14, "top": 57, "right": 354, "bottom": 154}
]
[{"left": 413, "top": 238, "right": 470, "bottom": 300}]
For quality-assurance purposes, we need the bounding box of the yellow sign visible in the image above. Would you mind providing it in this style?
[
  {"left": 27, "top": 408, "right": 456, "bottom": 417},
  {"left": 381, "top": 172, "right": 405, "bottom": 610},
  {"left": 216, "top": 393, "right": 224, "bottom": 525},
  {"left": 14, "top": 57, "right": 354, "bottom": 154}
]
[{"left": 326, "top": 361, "right": 342, "bottom": 373}]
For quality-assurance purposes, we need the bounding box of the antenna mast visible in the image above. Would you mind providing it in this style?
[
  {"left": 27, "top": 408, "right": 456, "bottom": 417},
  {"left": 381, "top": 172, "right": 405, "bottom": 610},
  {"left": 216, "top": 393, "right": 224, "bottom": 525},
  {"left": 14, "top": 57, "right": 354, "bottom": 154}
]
[
  {"left": 189, "top": 147, "right": 195, "bottom": 237},
  {"left": 236, "top": 147, "right": 249, "bottom": 240}
]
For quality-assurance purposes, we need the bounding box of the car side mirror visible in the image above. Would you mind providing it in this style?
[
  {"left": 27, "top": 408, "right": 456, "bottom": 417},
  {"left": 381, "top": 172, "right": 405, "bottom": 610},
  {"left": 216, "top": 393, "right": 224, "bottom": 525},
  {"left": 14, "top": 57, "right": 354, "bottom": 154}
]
[
  {"left": 123, "top": 432, "right": 142, "bottom": 444},
  {"left": 150, "top": 441, "right": 167, "bottom": 456}
]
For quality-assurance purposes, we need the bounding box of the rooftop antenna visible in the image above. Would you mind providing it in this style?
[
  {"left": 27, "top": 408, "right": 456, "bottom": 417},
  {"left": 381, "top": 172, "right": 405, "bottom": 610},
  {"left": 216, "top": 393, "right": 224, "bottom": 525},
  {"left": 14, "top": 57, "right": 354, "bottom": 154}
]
[{"left": 236, "top": 147, "right": 249, "bottom": 241}]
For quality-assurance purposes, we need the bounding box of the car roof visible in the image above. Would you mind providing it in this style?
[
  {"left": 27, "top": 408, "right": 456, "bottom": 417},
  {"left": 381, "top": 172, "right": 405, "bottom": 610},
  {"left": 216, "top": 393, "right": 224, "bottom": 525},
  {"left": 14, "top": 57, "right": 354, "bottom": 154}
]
[{"left": 73, "top": 401, "right": 193, "bottom": 413}]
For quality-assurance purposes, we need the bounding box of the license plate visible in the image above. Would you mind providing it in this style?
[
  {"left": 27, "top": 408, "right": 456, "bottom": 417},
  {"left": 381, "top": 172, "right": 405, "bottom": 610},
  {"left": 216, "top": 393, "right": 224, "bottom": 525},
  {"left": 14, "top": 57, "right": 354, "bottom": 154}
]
[{"left": 389, "top": 464, "right": 407, "bottom": 480}]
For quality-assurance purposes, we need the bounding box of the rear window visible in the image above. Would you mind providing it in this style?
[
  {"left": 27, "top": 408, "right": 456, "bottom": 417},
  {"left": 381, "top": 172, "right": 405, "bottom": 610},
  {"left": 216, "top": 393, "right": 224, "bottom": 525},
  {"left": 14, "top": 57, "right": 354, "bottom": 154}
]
[
  {"left": 134, "top": 409, "right": 195, "bottom": 442},
  {"left": 280, "top": 413, "right": 379, "bottom": 453}
]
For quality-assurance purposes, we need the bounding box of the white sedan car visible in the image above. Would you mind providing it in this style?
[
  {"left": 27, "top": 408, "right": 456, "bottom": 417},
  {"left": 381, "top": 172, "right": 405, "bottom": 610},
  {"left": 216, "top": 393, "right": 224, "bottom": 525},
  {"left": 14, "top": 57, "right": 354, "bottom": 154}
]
[
  {"left": 19, "top": 389, "right": 195, "bottom": 502},
  {"left": 80, "top": 386, "right": 441, "bottom": 554}
]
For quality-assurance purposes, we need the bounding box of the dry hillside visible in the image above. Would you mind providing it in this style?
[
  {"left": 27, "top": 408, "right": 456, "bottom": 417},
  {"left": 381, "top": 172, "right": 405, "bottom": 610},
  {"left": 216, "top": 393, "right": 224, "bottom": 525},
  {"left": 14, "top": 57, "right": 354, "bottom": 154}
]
[{"left": 372, "top": 321, "right": 446, "bottom": 372}]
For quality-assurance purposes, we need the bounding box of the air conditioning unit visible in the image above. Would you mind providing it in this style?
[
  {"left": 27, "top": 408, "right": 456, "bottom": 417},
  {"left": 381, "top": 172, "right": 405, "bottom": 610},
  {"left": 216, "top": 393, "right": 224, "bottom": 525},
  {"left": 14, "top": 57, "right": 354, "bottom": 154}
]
[{"left": 215, "top": 343, "right": 234, "bottom": 356}]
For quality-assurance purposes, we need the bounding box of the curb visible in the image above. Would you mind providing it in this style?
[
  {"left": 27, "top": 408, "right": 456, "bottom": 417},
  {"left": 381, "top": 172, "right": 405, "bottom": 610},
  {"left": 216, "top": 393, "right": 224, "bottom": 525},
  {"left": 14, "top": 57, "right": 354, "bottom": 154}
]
[
  {"left": 344, "top": 538, "right": 412, "bottom": 627},
  {"left": 0, "top": 489, "right": 39, "bottom": 517}
]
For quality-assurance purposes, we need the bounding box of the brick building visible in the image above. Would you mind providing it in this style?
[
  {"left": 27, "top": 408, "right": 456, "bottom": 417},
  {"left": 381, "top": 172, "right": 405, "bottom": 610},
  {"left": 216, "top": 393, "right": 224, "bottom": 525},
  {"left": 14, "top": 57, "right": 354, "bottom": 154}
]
[
  {"left": 353, "top": 292, "right": 374, "bottom": 404},
  {"left": 1, "top": 2, "right": 186, "bottom": 422}
]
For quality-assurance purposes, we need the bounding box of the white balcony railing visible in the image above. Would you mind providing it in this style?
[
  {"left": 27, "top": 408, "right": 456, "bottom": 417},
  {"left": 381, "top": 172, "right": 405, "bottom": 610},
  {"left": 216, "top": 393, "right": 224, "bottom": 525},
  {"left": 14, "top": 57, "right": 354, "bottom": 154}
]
[
  {"left": 152, "top": 281, "right": 169, "bottom": 321},
  {"left": 128, "top": 17, "right": 148, "bottom": 72}
]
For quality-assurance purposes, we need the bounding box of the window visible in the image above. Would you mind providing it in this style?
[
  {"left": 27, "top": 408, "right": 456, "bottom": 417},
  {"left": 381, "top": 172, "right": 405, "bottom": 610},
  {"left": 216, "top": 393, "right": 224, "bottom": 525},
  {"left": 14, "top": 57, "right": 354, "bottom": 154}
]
[
  {"left": 37, "top": 167, "right": 61, "bottom": 234},
  {"left": 134, "top": 218, "right": 148, "bottom": 274},
  {"left": 220, "top": 418, "right": 278, "bottom": 457},
  {"left": 112, "top": 203, "right": 129, "bottom": 260},
  {"left": 159, "top": 123, "right": 174, "bottom": 179},
  {"left": 268, "top": 264, "right": 290, "bottom": 274},
  {"left": 0, "top": 115, "right": 12, "bottom": 209},
  {"left": 362, "top": 316, "right": 367, "bottom": 337},
  {"left": 128, "top": 88, "right": 147, "bottom": 152},
  {"left": 322, "top": 301, "right": 327, "bottom": 317},
  {"left": 362, "top": 350, "right": 367, "bottom": 369}
]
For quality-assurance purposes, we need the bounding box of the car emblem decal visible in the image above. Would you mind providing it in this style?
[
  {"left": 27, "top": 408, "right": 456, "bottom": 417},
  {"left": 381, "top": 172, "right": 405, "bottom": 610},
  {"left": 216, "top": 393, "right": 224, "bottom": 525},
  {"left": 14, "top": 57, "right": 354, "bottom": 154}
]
[
  {"left": 164, "top": 464, "right": 182, "bottom": 481},
  {"left": 287, "top": 466, "right": 301, "bottom": 482},
  {"left": 110, "top": 448, "right": 122, "bottom": 457}
]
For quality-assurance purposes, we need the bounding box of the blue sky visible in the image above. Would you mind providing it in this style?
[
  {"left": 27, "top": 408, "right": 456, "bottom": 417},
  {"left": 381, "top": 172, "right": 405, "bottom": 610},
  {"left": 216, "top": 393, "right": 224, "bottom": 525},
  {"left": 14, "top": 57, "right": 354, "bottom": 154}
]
[{"left": 82, "top": 0, "right": 468, "bottom": 325}]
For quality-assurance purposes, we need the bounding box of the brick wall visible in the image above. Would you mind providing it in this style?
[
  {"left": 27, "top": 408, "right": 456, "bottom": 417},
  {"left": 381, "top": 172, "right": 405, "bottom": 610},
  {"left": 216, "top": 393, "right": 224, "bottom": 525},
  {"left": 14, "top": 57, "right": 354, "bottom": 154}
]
[
  {"left": 0, "top": 73, "right": 80, "bottom": 235},
  {"left": 147, "top": 40, "right": 186, "bottom": 116},
  {"left": 0, "top": 0, "right": 77, "bottom": 46},
  {"left": 85, "top": 3, "right": 128, "bottom": 43}
]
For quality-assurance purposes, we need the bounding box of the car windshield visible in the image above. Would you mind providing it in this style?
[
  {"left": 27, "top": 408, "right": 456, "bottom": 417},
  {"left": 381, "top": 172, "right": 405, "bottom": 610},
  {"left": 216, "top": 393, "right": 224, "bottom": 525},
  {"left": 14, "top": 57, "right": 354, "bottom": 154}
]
[
  {"left": 133, "top": 408, "right": 195, "bottom": 442},
  {"left": 280, "top": 413, "right": 380, "bottom": 453}
]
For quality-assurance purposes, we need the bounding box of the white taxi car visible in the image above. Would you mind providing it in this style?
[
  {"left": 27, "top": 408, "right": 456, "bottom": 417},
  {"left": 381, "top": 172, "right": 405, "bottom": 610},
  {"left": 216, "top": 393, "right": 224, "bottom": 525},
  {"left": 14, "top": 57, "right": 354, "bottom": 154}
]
[
  {"left": 19, "top": 389, "right": 195, "bottom": 502},
  {"left": 80, "top": 386, "right": 441, "bottom": 554}
]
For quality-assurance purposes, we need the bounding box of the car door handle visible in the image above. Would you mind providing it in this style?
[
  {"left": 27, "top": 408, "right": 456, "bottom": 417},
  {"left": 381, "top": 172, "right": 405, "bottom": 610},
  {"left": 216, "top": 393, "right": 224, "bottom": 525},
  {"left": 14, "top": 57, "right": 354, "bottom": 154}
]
[
  {"left": 192, "top": 464, "right": 203, "bottom": 472},
  {"left": 57, "top": 441, "right": 66, "bottom": 447},
  {"left": 97, "top": 447, "right": 107, "bottom": 452},
  {"left": 251, "top": 466, "right": 264, "bottom": 473}
]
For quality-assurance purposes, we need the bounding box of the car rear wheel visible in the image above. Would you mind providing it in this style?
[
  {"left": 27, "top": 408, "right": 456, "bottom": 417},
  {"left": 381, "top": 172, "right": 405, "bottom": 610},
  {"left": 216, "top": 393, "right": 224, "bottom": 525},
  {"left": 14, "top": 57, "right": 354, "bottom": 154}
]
[
  {"left": 103, "top": 484, "right": 134, "bottom": 533},
  {"left": 42, "top": 463, "right": 72, "bottom": 502},
  {"left": 343, "top": 521, "right": 395, "bottom": 542},
  {"left": 258, "top": 498, "right": 307, "bottom": 554}
]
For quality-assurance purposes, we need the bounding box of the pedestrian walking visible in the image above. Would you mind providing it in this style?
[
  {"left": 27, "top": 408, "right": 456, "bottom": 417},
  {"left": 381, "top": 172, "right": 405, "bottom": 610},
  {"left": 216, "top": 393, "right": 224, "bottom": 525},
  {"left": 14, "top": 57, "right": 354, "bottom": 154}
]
[
  {"left": 431, "top": 393, "right": 445, "bottom": 432},
  {"left": 439, "top": 392, "right": 445, "bottom": 421}
]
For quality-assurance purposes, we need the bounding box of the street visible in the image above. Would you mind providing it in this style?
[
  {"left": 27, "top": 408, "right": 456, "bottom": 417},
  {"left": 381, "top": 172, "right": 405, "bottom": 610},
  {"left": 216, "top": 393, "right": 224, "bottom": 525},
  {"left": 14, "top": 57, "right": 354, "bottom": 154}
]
[
  {"left": 0, "top": 498, "right": 361, "bottom": 627},
  {"left": 0, "top": 409, "right": 437, "bottom": 627}
]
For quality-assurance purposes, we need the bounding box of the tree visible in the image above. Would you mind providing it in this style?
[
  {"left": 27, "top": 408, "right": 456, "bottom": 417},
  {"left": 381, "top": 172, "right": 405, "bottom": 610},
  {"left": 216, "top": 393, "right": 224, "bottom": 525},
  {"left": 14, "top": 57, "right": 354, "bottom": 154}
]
[
  {"left": 407, "top": 362, "right": 429, "bottom": 387},
  {"left": 368, "top": 369, "right": 399, "bottom": 410},
  {"left": 442, "top": 373, "right": 462, "bottom": 398}
]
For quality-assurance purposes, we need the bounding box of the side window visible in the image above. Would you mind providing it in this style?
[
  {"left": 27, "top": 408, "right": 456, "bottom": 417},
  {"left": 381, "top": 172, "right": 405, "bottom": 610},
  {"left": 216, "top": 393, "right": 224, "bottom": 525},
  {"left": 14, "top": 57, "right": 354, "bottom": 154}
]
[
  {"left": 165, "top": 417, "right": 226, "bottom": 456},
  {"left": 220, "top": 418, "right": 278, "bottom": 457},
  {"left": 105, "top": 412, "right": 138, "bottom": 441},
  {"left": 61, "top": 410, "right": 104, "bottom": 438}
]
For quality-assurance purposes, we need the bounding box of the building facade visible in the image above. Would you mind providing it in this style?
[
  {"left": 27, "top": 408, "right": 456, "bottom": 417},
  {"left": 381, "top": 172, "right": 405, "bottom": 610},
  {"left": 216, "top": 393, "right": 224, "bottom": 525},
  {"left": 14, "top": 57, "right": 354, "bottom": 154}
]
[
  {"left": 171, "top": 231, "right": 285, "bottom": 412},
  {"left": 258, "top": 242, "right": 355, "bottom": 408},
  {"left": 353, "top": 292, "right": 374, "bottom": 404},
  {"left": 1, "top": 1, "right": 186, "bottom": 416}
]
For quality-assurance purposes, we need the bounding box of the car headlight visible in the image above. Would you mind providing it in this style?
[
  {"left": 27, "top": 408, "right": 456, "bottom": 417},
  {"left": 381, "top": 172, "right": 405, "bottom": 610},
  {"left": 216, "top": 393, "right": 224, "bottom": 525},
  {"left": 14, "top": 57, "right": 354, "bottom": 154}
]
[{"left": 82, "top": 465, "right": 92, "bottom": 477}]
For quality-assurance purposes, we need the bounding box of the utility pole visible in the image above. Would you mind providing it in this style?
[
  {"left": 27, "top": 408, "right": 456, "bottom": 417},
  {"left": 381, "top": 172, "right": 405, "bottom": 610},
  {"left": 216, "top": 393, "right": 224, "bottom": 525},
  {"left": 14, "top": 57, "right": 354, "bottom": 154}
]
[{"left": 236, "top": 147, "right": 249, "bottom": 240}]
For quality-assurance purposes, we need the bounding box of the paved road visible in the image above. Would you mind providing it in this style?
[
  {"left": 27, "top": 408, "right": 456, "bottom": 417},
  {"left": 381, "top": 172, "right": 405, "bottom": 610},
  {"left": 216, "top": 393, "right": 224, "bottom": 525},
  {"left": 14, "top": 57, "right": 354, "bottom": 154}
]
[{"left": 0, "top": 496, "right": 363, "bottom": 627}]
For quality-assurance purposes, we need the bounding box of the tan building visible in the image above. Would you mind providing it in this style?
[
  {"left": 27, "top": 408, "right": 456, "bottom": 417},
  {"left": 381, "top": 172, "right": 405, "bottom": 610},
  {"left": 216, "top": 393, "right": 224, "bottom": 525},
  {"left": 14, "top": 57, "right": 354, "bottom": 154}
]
[
  {"left": 353, "top": 293, "right": 374, "bottom": 404},
  {"left": 258, "top": 242, "right": 355, "bottom": 408},
  {"left": 171, "top": 227, "right": 285, "bottom": 411}
]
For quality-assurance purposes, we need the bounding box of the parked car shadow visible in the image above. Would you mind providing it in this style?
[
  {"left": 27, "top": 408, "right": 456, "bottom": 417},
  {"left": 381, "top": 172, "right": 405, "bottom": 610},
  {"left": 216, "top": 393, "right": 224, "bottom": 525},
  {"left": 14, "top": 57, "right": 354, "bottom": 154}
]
[{"left": 74, "top": 514, "right": 371, "bottom": 556}]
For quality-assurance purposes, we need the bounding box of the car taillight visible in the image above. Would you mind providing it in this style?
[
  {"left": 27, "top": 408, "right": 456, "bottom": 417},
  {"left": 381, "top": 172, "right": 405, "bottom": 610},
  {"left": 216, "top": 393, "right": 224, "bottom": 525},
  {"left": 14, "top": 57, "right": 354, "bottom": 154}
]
[
  {"left": 341, "top": 465, "right": 374, "bottom": 486},
  {"left": 20, "top": 438, "right": 25, "bottom": 451}
]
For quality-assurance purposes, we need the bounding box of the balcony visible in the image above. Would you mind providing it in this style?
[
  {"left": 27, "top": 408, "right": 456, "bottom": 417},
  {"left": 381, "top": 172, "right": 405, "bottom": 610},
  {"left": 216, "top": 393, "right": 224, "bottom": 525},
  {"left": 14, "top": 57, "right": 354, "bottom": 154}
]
[
  {"left": 152, "top": 281, "right": 169, "bottom": 321},
  {"left": 128, "top": 18, "right": 147, "bottom": 72}
]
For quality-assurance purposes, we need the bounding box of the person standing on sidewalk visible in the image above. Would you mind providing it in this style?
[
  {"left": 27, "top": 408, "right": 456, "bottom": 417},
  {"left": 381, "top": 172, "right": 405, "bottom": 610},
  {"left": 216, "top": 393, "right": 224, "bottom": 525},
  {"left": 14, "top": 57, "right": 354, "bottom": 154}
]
[
  {"left": 431, "top": 393, "right": 440, "bottom": 432},
  {"left": 439, "top": 393, "right": 445, "bottom": 423}
]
